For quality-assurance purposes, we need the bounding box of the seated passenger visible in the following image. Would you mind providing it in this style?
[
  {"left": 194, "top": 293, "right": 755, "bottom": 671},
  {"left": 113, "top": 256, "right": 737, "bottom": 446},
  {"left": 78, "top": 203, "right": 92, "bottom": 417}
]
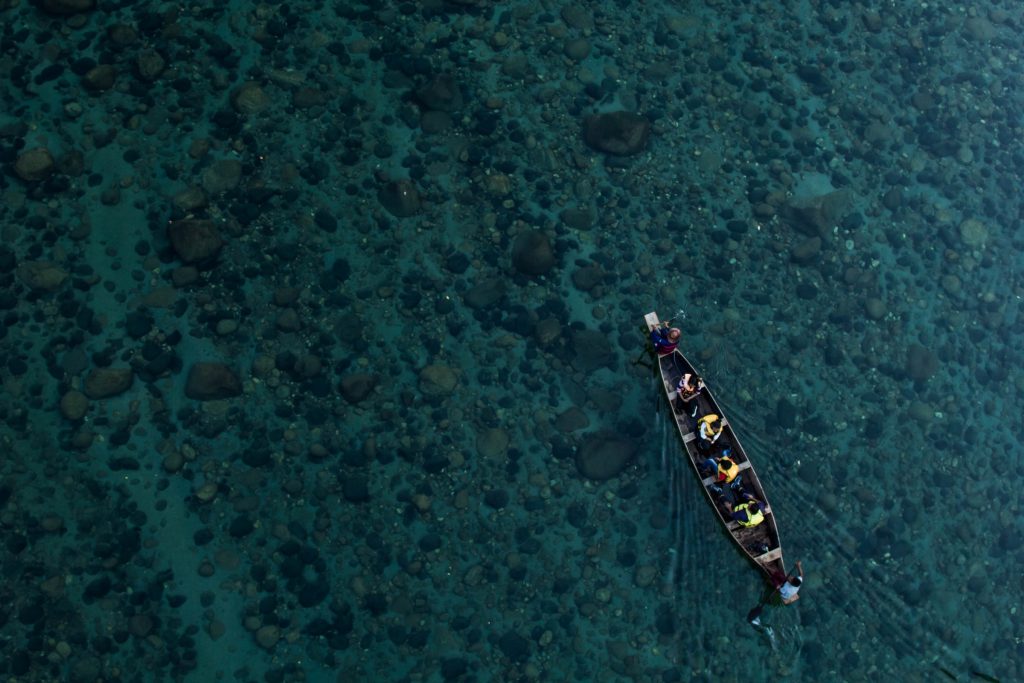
[
  {"left": 702, "top": 449, "right": 741, "bottom": 489},
  {"left": 650, "top": 321, "right": 681, "bottom": 355},
  {"left": 675, "top": 373, "right": 703, "bottom": 417},
  {"left": 697, "top": 413, "right": 723, "bottom": 450},
  {"left": 725, "top": 492, "right": 766, "bottom": 528}
]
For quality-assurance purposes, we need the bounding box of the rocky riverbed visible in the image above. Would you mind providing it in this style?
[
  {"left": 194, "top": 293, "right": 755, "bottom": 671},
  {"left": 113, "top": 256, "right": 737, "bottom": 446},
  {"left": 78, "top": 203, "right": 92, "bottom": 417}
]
[{"left": 0, "top": 1, "right": 1022, "bottom": 682}]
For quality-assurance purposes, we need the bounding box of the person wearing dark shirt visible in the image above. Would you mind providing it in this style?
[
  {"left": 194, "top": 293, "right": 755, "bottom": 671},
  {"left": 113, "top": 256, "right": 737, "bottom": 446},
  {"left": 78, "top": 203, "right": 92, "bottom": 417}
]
[
  {"left": 650, "top": 321, "right": 681, "bottom": 355},
  {"left": 725, "top": 492, "right": 766, "bottom": 527}
]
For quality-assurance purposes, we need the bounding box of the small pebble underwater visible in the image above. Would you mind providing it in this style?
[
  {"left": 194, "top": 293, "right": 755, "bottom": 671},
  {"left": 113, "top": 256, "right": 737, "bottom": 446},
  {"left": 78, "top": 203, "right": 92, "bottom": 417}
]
[{"left": 0, "top": 1, "right": 1019, "bottom": 681}]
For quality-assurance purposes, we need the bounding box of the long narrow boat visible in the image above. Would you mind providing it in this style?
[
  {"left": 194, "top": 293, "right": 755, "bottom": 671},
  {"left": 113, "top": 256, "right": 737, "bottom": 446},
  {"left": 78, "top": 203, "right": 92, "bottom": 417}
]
[{"left": 644, "top": 311, "right": 786, "bottom": 582}]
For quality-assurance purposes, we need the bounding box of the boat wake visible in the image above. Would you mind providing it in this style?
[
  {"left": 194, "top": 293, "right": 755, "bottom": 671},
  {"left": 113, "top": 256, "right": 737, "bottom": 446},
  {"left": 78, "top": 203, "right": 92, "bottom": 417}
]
[{"left": 659, "top": 408, "right": 681, "bottom": 589}]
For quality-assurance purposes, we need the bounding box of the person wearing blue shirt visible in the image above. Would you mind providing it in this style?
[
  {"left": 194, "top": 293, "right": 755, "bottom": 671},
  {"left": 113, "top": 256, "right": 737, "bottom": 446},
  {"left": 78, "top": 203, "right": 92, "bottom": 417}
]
[{"left": 650, "top": 321, "right": 680, "bottom": 355}]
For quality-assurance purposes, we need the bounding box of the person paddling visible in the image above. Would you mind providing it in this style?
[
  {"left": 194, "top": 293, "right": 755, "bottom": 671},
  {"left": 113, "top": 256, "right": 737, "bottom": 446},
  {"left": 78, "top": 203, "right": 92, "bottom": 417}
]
[
  {"left": 650, "top": 321, "right": 681, "bottom": 355},
  {"left": 778, "top": 561, "right": 804, "bottom": 604},
  {"left": 748, "top": 561, "right": 805, "bottom": 625}
]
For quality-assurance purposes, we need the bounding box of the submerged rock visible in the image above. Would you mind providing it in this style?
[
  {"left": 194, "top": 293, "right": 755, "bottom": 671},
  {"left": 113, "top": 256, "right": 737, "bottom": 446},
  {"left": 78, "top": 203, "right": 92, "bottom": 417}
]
[
  {"left": 419, "top": 364, "right": 458, "bottom": 397},
  {"left": 185, "top": 363, "right": 242, "bottom": 400},
  {"left": 958, "top": 217, "right": 988, "bottom": 248},
  {"left": 908, "top": 401, "right": 934, "bottom": 422},
  {"left": 783, "top": 189, "right": 852, "bottom": 238},
  {"left": 498, "top": 630, "right": 531, "bottom": 662},
  {"left": 378, "top": 179, "right": 421, "bottom": 217},
  {"left": 60, "top": 390, "right": 89, "bottom": 420},
  {"left": 255, "top": 625, "right": 279, "bottom": 650},
  {"left": 561, "top": 6, "right": 594, "bottom": 30},
  {"left": 202, "top": 159, "right": 243, "bottom": 195},
  {"left": 340, "top": 373, "right": 377, "bottom": 404},
  {"left": 569, "top": 329, "right": 614, "bottom": 372},
  {"left": 634, "top": 565, "right": 657, "bottom": 588},
  {"left": 135, "top": 49, "right": 166, "bottom": 81},
  {"left": 554, "top": 407, "right": 589, "bottom": 432},
  {"left": 790, "top": 237, "right": 822, "bottom": 265},
  {"left": 564, "top": 38, "right": 591, "bottom": 61},
  {"left": 415, "top": 74, "right": 463, "bottom": 113},
  {"left": 83, "top": 64, "right": 116, "bottom": 91},
  {"left": 232, "top": 82, "right": 269, "bottom": 115},
  {"left": 17, "top": 261, "right": 67, "bottom": 291},
  {"left": 560, "top": 206, "right": 595, "bottom": 231},
  {"left": 14, "top": 148, "right": 55, "bottom": 182},
  {"left": 864, "top": 298, "right": 886, "bottom": 320},
  {"left": 576, "top": 432, "right": 636, "bottom": 480},
  {"left": 583, "top": 111, "right": 651, "bottom": 156},
  {"left": 534, "top": 318, "right": 562, "bottom": 347},
  {"left": 464, "top": 278, "right": 506, "bottom": 309},
  {"left": 476, "top": 428, "right": 509, "bottom": 459},
  {"left": 84, "top": 368, "right": 134, "bottom": 399},
  {"left": 512, "top": 230, "right": 555, "bottom": 276},
  {"left": 167, "top": 219, "right": 224, "bottom": 263},
  {"left": 905, "top": 344, "right": 938, "bottom": 382},
  {"left": 572, "top": 265, "right": 603, "bottom": 291}
]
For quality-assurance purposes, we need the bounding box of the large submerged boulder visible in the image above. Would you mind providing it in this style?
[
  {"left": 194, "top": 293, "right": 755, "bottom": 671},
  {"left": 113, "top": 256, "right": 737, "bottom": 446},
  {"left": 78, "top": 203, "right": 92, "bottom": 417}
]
[
  {"left": 378, "top": 179, "right": 421, "bottom": 217},
  {"left": 415, "top": 74, "right": 463, "bottom": 113},
  {"left": 17, "top": 261, "right": 67, "bottom": 291},
  {"left": 583, "top": 111, "right": 651, "bottom": 156},
  {"left": 340, "top": 373, "right": 377, "bottom": 404},
  {"left": 185, "top": 363, "right": 242, "bottom": 400},
  {"left": 167, "top": 219, "right": 224, "bottom": 263},
  {"left": 84, "top": 368, "right": 134, "bottom": 399},
  {"left": 511, "top": 230, "right": 555, "bottom": 276},
  {"left": 905, "top": 344, "right": 938, "bottom": 382},
  {"left": 569, "top": 329, "right": 615, "bottom": 372},
  {"left": 419, "top": 364, "right": 458, "bottom": 397},
  {"left": 783, "top": 189, "right": 852, "bottom": 238},
  {"left": 576, "top": 431, "right": 636, "bottom": 480},
  {"left": 14, "top": 148, "right": 55, "bottom": 182}
]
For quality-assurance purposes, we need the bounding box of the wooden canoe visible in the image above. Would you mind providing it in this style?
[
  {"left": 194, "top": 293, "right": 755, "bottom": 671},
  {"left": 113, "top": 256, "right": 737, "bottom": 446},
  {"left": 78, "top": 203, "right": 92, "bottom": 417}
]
[{"left": 644, "top": 311, "right": 786, "bottom": 583}]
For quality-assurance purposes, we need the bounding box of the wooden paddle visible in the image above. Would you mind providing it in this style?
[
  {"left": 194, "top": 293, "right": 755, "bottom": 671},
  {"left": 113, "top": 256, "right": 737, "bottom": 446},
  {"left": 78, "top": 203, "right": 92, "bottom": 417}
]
[{"left": 747, "top": 562, "right": 800, "bottom": 624}]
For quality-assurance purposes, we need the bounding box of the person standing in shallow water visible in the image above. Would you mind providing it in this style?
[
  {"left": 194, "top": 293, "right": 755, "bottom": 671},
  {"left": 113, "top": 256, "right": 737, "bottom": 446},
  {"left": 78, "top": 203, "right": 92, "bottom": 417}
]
[{"left": 650, "top": 321, "right": 681, "bottom": 355}]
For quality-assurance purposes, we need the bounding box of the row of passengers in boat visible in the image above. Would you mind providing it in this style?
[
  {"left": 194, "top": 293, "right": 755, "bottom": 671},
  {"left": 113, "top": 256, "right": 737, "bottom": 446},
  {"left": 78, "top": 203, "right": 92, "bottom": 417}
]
[
  {"left": 653, "top": 323, "right": 798, "bottom": 597},
  {"left": 695, "top": 409, "right": 767, "bottom": 529},
  {"left": 701, "top": 446, "right": 767, "bottom": 528},
  {"left": 703, "top": 427, "right": 798, "bottom": 597},
  {"left": 691, "top": 390, "right": 800, "bottom": 597},
  {"left": 651, "top": 323, "right": 767, "bottom": 527},
  {"left": 684, "top": 386, "right": 768, "bottom": 526}
]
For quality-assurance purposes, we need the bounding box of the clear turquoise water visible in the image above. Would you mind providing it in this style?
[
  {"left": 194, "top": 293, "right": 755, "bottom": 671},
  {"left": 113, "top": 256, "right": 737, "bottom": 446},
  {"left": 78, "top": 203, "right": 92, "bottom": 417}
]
[{"left": 0, "top": 1, "right": 1019, "bottom": 681}]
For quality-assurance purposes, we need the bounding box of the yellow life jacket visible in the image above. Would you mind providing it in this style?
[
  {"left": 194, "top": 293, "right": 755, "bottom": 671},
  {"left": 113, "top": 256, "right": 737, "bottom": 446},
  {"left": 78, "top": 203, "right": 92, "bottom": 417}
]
[
  {"left": 718, "top": 458, "right": 739, "bottom": 483},
  {"left": 735, "top": 502, "right": 765, "bottom": 527},
  {"left": 699, "top": 414, "right": 721, "bottom": 436}
]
